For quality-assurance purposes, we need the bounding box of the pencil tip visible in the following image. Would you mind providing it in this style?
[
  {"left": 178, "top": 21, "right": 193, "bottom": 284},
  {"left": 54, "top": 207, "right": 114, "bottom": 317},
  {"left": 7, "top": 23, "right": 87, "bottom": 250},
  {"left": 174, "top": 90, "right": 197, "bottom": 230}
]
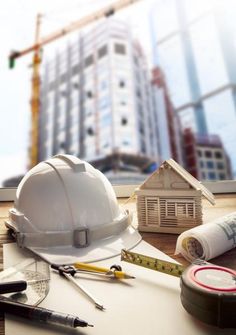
[{"left": 124, "top": 274, "right": 136, "bottom": 279}]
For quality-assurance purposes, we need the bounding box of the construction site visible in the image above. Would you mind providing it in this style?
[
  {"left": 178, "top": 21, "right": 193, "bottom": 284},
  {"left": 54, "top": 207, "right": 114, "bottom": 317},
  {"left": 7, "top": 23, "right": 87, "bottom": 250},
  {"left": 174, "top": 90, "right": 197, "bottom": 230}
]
[
  {"left": 3, "top": 0, "right": 234, "bottom": 186},
  {"left": 5, "top": 0, "right": 183, "bottom": 186}
]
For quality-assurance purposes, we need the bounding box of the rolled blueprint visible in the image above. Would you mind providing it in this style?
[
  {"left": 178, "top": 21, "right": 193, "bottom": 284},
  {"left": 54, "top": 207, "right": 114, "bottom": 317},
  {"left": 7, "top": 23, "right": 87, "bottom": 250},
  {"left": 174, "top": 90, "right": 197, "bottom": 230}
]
[{"left": 175, "top": 212, "right": 236, "bottom": 262}]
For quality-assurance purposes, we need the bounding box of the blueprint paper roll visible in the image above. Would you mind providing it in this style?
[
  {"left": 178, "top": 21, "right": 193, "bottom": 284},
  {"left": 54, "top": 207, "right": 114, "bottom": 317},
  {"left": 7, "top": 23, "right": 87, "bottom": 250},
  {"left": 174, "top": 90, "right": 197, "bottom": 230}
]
[{"left": 175, "top": 212, "right": 236, "bottom": 262}]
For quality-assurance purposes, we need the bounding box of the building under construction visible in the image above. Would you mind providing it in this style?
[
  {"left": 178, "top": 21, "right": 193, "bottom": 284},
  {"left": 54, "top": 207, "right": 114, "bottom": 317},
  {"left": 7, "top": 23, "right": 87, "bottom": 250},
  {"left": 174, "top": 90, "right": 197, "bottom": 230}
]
[{"left": 39, "top": 19, "right": 160, "bottom": 175}]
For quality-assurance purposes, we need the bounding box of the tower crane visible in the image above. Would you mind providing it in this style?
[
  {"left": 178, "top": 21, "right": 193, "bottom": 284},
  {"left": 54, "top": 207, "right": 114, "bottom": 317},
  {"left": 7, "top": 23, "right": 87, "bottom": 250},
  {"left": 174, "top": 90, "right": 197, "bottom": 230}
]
[{"left": 9, "top": 0, "right": 141, "bottom": 168}]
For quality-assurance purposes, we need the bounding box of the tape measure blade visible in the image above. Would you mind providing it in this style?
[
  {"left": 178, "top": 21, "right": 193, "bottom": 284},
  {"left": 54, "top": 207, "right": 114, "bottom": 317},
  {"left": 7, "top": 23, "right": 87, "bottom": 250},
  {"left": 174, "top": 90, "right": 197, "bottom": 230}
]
[{"left": 121, "top": 249, "right": 185, "bottom": 278}]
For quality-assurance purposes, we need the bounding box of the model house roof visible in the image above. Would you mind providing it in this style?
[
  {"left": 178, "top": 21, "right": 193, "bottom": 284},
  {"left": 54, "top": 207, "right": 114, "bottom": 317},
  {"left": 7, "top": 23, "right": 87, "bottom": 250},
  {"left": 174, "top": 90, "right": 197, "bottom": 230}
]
[{"left": 140, "top": 158, "right": 215, "bottom": 205}]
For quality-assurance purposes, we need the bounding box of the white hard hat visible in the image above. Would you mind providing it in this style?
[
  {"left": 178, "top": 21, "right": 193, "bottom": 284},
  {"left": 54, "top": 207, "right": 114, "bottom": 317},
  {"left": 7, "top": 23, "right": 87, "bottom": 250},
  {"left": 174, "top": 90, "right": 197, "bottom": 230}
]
[{"left": 7, "top": 155, "right": 141, "bottom": 265}]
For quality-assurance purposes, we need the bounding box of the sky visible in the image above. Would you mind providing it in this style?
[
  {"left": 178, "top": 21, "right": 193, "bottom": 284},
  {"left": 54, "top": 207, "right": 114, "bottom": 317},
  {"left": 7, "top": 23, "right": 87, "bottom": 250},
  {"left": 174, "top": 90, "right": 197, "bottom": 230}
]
[{"left": 0, "top": 0, "right": 154, "bottom": 184}]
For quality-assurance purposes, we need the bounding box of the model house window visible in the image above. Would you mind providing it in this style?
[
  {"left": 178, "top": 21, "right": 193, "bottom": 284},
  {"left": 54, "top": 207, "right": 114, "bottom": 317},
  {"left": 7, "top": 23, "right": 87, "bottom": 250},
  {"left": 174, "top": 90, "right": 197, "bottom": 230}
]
[
  {"left": 166, "top": 201, "right": 195, "bottom": 218},
  {"left": 114, "top": 43, "right": 126, "bottom": 55}
]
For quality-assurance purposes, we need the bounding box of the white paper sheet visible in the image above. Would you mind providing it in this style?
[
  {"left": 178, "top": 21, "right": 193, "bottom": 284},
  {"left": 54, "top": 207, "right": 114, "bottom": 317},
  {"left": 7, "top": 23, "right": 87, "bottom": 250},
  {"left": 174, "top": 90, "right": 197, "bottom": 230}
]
[{"left": 4, "top": 242, "right": 235, "bottom": 335}]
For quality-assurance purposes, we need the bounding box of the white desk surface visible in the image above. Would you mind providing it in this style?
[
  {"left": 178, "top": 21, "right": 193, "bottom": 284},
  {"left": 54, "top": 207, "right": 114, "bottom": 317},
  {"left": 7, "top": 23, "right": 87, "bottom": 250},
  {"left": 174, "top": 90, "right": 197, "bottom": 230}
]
[{"left": 4, "top": 242, "right": 235, "bottom": 335}]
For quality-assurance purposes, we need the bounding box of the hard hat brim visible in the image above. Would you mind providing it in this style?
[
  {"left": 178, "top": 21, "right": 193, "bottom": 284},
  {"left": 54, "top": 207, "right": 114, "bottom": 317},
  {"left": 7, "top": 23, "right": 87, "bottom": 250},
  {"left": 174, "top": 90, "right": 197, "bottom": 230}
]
[{"left": 27, "top": 225, "right": 141, "bottom": 265}]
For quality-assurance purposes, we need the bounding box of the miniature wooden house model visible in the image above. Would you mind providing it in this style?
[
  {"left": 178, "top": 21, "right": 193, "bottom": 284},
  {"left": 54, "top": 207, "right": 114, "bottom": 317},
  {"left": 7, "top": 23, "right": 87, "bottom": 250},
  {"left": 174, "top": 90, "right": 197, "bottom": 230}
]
[{"left": 136, "top": 159, "right": 215, "bottom": 234}]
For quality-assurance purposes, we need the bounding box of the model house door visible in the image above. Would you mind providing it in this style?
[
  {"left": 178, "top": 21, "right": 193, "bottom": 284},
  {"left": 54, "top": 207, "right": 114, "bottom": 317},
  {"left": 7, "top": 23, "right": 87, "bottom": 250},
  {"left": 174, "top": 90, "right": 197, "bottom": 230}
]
[{"left": 145, "top": 197, "right": 160, "bottom": 226}]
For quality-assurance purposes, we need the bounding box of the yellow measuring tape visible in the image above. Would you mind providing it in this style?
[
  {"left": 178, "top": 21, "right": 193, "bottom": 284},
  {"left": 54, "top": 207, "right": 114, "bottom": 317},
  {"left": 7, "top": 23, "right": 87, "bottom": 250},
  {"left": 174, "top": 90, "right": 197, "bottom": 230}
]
[
  {"left": 121, "top": 249, "right": 185, "bottom": 278},
  {"left": 121, "top": 249, "right": 236, "bottom": 329}
]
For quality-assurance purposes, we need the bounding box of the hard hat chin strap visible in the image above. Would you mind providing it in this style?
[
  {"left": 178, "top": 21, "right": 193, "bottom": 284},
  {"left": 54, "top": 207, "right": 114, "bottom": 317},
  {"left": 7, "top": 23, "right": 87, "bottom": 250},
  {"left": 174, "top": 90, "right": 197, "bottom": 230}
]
[{"left": 7, "top": 211, "right": 131, "bottom": 249}]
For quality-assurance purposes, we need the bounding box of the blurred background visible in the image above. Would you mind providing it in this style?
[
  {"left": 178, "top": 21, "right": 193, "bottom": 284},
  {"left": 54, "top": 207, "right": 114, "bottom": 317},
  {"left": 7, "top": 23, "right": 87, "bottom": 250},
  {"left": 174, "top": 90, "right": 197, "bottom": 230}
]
[{"left": 1, "top": 0, "right": 236, "bottom": 187}]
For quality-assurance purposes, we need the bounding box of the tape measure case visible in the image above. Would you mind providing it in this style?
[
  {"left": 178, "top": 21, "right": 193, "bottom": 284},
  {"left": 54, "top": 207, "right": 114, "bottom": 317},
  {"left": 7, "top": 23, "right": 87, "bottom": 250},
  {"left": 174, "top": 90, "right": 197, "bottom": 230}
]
[{"left": 180, "top": 263, "right": 236, "bottom": 328}]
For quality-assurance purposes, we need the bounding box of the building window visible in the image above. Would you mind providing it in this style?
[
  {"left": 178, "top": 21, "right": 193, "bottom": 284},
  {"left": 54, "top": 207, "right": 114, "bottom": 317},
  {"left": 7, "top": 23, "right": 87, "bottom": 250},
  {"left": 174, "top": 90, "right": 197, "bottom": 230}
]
[
  {"left": 133, "top": 55, "right": 138, "bottom": 65},
  {"left": 139, "top": 122, "right": 144, "bottom": 135},
  {"left": 85, "top": 107, "right": 93, "bottom": 117},
  {"left": 72, "top": 64, "right": 80, "bottom": 75},
  {"left": 60, "top": 90, "right": 67, "bottom": 98},
  {"left": 217, "top": 162, "right": 224, "bottom": 170},
  {"left": 215, "top": 151, "right": 223, "bottom": 159},
  {"left": 98, "top": 45, "right": 108, "bottom": 59},
  {"left": 87, "top": 90, "right": 93, "bottom": 99},
  {"left": 119, "top": 80, "right": 126, "bottom": 88},
  {"left": 200, "top": 160, "right": 204, "bottom": 168},
  {"left": 138, "top": 104, "right": 144, "bottom": 117},
  {"left": 99, "top": 96, "right": 110, "bottom": 109},
  {"left": 114, "top": 43, "right": 126, "bottom": 55},
  {"left": 87, "top": 127, "right": 94, "bottom": 136},
  {"left": 206, "top": 161, "right": 214, "bottom": 169},
  {"left": 49, "top": 81, "right": 56, "bottom": 91},
  {"left": 100, "top": 80, "right": 108, "bottom": 91},
  {"left": 208, "top": 172, "right": 216, "bottom": 180},
  {"left": 84, "top": 55, "right": 94, "bottom": 68},
  {"left": 205, "top": 150, "right": 212, "bottom": 158},
  {"left": 73, "top": 82, "right": 79, "bottom": 89},
  {"left": 219, "top": 173, "right": 226, "bottom": 180},
  {"left": 141, "top": 139, "right": 146, "bottom": 153},
  {"left": 60, "top": 73, "right": 67, "bottom": 83},
  {"left": 197, "top": 150, "right": 202, "bottom": 157},
  {"left": 120, "top": 100, "right": 127, "bottom": 106},
  {"left": 60, "top": 142, "right": 66, "bottom": 149},
  {"left": 136, "top": 89, "right": 141, "bottom": 98},
  {"left": 101, "top": 114, "right": 111, "bottom": 127},
  {"left": 121, "top": 118, "right": 128, "bottom": 126},
  {"left": 123, "top": 139, "right": 131, "bottom": 146},
  {"left": 102, "top": 142, "right": 109, "bottom": 148}
]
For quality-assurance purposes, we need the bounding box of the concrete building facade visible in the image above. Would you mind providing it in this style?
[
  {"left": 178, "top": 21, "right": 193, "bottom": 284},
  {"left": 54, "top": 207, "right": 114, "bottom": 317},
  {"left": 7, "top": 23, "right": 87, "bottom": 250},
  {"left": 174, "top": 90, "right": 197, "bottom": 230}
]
[{"left": 39, "top": 19, "right": 159, "bottom": 173}]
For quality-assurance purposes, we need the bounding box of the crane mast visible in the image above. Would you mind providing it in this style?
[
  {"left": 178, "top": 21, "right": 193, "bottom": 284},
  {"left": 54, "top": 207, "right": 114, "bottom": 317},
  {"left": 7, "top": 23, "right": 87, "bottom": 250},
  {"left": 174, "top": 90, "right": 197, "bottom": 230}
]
[{"left": 30, "top": 13, "right": 42, "bottom": 168}]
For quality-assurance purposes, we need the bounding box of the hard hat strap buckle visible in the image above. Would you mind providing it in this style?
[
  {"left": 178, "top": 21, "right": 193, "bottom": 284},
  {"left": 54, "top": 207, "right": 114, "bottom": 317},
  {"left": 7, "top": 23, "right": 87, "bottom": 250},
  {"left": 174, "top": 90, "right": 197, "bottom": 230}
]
[
  {"left": 74, "top": 227, "right": 90, "bottom": 248},
  {"left": 16, "top": 232, "right": 25, "bottom": 248}
]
